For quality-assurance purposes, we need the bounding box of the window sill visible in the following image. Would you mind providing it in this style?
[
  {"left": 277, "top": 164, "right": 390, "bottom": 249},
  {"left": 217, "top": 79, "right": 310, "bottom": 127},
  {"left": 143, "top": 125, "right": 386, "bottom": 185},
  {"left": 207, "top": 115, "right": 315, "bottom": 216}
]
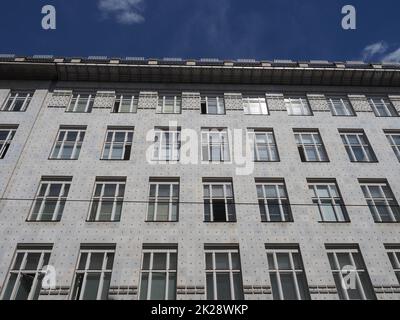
[
  {"left": 48, "top": 158, "right": 79, "bottom": 161},
  {"left": 203, "top": 221, "right": 237, "bottom": 223},
  {"left": 85, "top": 220, "right": 121, "bottom": 223},
  {"left": 318, "top": 221, "right": 351, "bottom": 224},
  {"left": 261, "top": 220, "right": 294, "bottom": 223},
  {"left": 145, "top": 220, "right": 179, "bottom": 223},
  {"left": 349, "top": 161, "right": 379, "bottom": 163},
  {"left": 26, "top": 219, "right": 61, "bottom": 223}
]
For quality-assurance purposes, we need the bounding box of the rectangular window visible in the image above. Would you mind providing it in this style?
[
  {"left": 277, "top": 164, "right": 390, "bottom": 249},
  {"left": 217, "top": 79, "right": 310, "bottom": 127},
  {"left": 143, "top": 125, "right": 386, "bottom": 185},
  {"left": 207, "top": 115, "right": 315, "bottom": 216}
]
[
  {"left": 248, "top": 129, "right": 279, "bottom": 162},
  {"left": 284, "top": 97, "right": 312, "bottom": 116},
  {"left": 70, "top": 246, "right": 115, "bottom": 300},
  {"left": 265, "top": 245, "right": 310, "bottom": 300},
  {"left": 50, "top": 127, "right": 86, "bottom": 160},
  {"left": 340, "top": 130, "right": 377, "bottom": 162},
  {"left": 308, "top": 180, "right": 349, "bottom": 222},
  {"left": 203, "top": 180, "right": 236, "bottom": 222},
  {"left": 243, "top": 96, "right": 268, "bottom": 115},
  {"left": 201, "top": 128, "right": 230, "bottom": 162},
  {"left": 385, "top": 130, "right": 400, "bottom": 162},
  {"left": 385, "top": 245, "right": 400, "bottom": 284},
  {"left": 205, "top": 246, "right": 244, "bottom": 300},
  {"left": 87, "top": 178, "right": 125, "bottom": 222},
  {"left": 327, "top": 96, "right": 355, "bottom": 116},
  {"left": 1, "top": 245, "right": 52, "bottom": 300},
  {"left": 294, "top": 130, "right": 329, "bottom": 162},
  {"left": 201, "top": 96, "right": 225, "bottom": 115},
  {"left": 101, "top": 128, "right": 133, "bottom": 160},
  {"left": 139, "top": 246, "right": 177, "bottom": 300},
  {"left": 28, "top": 177, "right": 71, "bottom": 221},
  {"left": 0, "top": 126, "right": 17, "bottom": 159},
  {"left": 147, "top": 179, "right": 179, "bottom": 222},
  {"left": 360, "top": 180, "right": 400, "bottom": 222},
  {"left": 368, "top": 97, "right": 398, "bottom": 117},
  {"left": 66, "top": 93, "right": 94, "bottom": 113},
  {"left": 256, "top": 179, "right": 292, "bottom": 222},
  {"left": 158, "top": 95, "right": 182, "bottom": 114},
  {"left": 1, "top": 91, "right": 32, "bottom": 111},
  {"left": 112, "top": 94, "right": 138, "bottom": 113},
  {"left": 153, "top": 128, "right": 181, "bottom": 161},
  {"left": 326, "top": 245, "right": 376, "bottom": 300}
]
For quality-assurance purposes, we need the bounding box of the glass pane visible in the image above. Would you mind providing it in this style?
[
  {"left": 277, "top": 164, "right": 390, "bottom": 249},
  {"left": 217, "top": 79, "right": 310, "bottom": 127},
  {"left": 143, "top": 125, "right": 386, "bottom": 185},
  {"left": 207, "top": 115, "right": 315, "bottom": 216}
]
[
  {"left": 2, "top": 273, "right": 18, "bottom": 299},
  {"left": 276, "top": 253, "right": 291, "bottom": 270},
  {"left": 153, "top": 253, "right": 167, "bottom": 270},
  {"left": 205, "top": 253, "right": 213, "bottom": 270},
  {"left": 233, "top": 273, "right": 244, "bottom": 299},
  {"left": 139, "top": 273, "right": 149, "bottom": 300},
  {"left": 15, "top": 274, "right": 34, "bottom": 300},
  {"left": 206, "top": 273, "right": 214, "bottom": 300},
  {"left": 24, "top": 253, "right": 41, "bottom": 270},
  {"left": 100, "top": 273, "right": 111, "bottom": 300},
  {"left": 216, "top": 273, "right": 231, "bottom": 300},
  {"left": 89, "top": 253, "right": 104, "bottom": 270},
  {"left": 167, "top": 273, "right": 177, "bottom": 300},
  {"left": 231, "top": 253, "right": 241, "bottom": 270},
  {"left": 281, "top": 273, "right": 298, "bottom": 300},
  {"left": 215, "top": 253, "right": 229, "bottom": 270},
  {"left": 82, "top": 273, "right": 101, "bottom": 300},
  {"left": 150, "top": 272, "right": 167, "bottom": 300}
]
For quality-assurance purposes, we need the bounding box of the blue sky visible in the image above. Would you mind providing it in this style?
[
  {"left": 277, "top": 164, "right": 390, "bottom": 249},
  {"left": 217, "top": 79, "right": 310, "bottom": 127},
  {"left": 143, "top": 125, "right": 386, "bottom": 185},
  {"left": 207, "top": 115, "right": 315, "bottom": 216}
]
[{"left": 0, "top": 0, "right": 399, "bottom": 62}]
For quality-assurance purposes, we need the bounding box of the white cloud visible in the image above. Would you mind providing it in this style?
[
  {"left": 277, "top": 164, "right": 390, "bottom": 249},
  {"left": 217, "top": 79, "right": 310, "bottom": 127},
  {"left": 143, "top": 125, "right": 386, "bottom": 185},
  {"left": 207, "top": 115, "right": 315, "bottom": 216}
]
[
  {"left": 382, "top": 48, "right": 400, "bottom": 63},
  {"left": 98, "top": 0, "right": 145, "bottom": 24},
  {"left": 361, "top": 41, "right": 388, "bottom": 61}
]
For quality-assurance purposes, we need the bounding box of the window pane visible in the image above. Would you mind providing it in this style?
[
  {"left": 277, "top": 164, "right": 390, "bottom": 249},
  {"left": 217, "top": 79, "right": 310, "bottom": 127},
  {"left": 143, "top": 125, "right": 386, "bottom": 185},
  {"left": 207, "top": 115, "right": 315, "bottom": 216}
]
[
  {"left": 216, "top": 273, "right": 231, "bottom": 300},
  {"left": 150, "top": 273, "right": 166, "bottom": 300},
  {"left": 82, "top": 273, "right": 101, "bottom": 300}
]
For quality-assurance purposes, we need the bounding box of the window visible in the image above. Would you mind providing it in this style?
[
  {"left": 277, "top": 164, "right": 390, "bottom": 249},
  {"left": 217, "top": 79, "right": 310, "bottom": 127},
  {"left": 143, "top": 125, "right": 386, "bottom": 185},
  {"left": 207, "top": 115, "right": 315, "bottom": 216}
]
[
  {"left": 201, "top": 96, "right": 225, "bottom": 114},
  {"left": 0, "top": 126, "right": 17, "bottom": 159},
  {"left": 1, "top": 245, "right": 52, "bottom": 300},
  {"left": 112, "top": 94, "right": 137, "bottom": 113},
  {"left": 203, "top": 180, "right": 236, "bottom": 222},
  {"left": 158, "top": 95, "right": 181, "bottom": 114},
  {"left": 326, "top": 245, "right": 376, "bottom": 300},
  {"left": 87, "top": 178, "right": 125, "bottom": 222},
  {"left": 265, "top": 245, "right": 310, "bottom": 300},
  {"left": 147, "top": 179, "right": 179, "bottom": 222},
  {"left": 256, "top": 179, "right": 292, "bottom": 222},
  {"left": 308, "top": 180, "right": 349, "bottom": 222},
  {"left": 284, "top": 97, "right": 312, "bottom": 116},
  {"left": 153, "top": 128, "right": 181, "bottom": 161},
  {"left": 248, "top": 129, "right": 279, "bottom": 162},
  {"left": 66, "top": 93, "right": 94, "bottom": 113},
  {"left": 368, "top": 97, "right": 398, "bottom": 117},
  {"left": 205, "top": 246, "right": 244, "bottom": 300},
  {"left": 385, "top": 245, "right": 400, "bottom": 284},
  {"left": 50, "top": 127, "right": 86, "bottom": 160},
  {"left": 70, "top": 246, "right": 115, "bottom": 300},
  {"left": 385, "top": 130, "right": 400, "bottom": 162},
  {"left": 294, "top": 130, "right": 328, "bottom": 162},
  {"left": 201, "top": 128, "right": 230, "bottom": 162},
  {"left": 340, "top": 130, "right": 377, "bottom": 162},
  {"left": 1, "top": 91, "right": 32, "bottom": 111},
  {"left": 360, "top": 180, "right": 400, "bottom": 223},
  {"left": 28, "top": 177, "right": 71, "bottom": 221},
  {"left": 101, "top": 128, "right": 133, "bottom": 160},
  {"left": 327, "top": 96, "right": 355, "bottom": 116},
  {"left": 139, "top": 246, "right": 177, "bottom": 300},
  {"left": 243, "top": 96, "right": 268, "bottom": 115}
]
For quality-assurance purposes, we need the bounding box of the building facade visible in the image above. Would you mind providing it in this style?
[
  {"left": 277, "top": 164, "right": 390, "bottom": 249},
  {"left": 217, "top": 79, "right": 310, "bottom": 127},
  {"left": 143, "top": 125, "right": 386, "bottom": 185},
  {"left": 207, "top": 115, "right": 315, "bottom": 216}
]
[{"left": 0, "top": 56, "right": 400, "bottom": 300}]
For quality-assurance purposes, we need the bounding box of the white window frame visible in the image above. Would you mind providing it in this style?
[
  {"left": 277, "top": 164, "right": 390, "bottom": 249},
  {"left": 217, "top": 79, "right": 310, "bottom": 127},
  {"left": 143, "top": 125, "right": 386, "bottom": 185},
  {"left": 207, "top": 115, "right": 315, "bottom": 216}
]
[
  {"left": 284, "top": 97, "right": 312, "bottom": 116},
  {"left": 205, "top": 248, "right": 243, "bottom": 300},
  {"left": 256, "top": 181, "right": 292, "bottom": 222},
  {"left": 29, "top": 178, "right": 71, "bottom": 221},
  {"left": 1, "top": 92, "right": 32, "bottom": 112},
  {"left": 201, "top": 96, "right": 225, "bottom": 114},
  {"left": 360, "top": 182, "right": 400, "bottom": 222},
  {"left": 66, "top": 93, "right": 94, "bottom": 113},
  {"left": 308, "top": 182, "right": 349, "bottom": 222},
  {"left": 101, "top": 129, "right": 133, "bottom": 160},
  {"left": 248, "top": 129, "right": 279, "bottom": 162},
  {"left": 87, "top": 179, "right": 125, "bottom": 222},
  {"left": 153, "top": 129, "right": 181, "bottom": 161},
  {"left": 139, "top": 248, "right": 177, "bottom": 300},
  {"left": 327, "top": 97, "right": 355, "bottom": 116},
  {"left": 294, "top": 131, "right": 328, "bottom": 162},
  {"left": 158, "top": 95, "right": 182, "bottom": 114},
  {"left": 50, "top": 127, "right": 86, "bottom": 160},
  {"left": 368, "top": 97, "right": 398, "bottom": 117},
  {"left": 326, "top": 247, "right": 376, "bottom": 300},
  {"left": 113, "top": 94, "right": 138, "bottom": 113},
  {"left": 340, "top": 131, "right": 377, "bottom": 162},
  {"left": 0, "top": 127, "right": 17, "bottom": 159},
  {"left": 385, "top": 131, "right": 400, "bottom": 162},
  {"left": 243, "top": 96, "right": 268, "bottom": 115},
  {"left": 201, "top": 128, "right": 230, "bottom": 162},
  {"left": 147, "top": 181, "right": 179, "bottom": 222},
  {"left": 266, "top": 247, "right": 310, "bottom": 300},
  {"left": 70, "top": 248, "right": 115, "bottom": 300},
  {"left": 203, "top": 182, "right": 236, "bottom": 222},
  {"left": 386, "top": 246, "right": 400, "bottom": 284},
  {"left": 1, "top": 247, "right": 51, "bottom": 300}
]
